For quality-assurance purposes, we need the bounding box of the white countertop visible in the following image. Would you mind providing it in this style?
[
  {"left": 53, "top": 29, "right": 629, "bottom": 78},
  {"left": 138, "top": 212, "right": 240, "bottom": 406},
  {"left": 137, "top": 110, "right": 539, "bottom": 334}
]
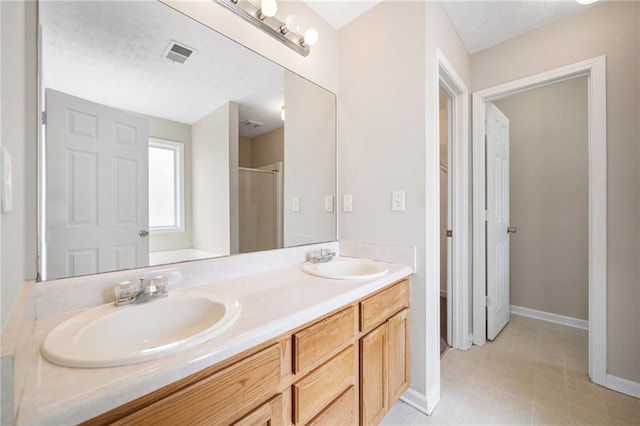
[{"left": 16, "top": 261, "right": 412, "bottom": 425}]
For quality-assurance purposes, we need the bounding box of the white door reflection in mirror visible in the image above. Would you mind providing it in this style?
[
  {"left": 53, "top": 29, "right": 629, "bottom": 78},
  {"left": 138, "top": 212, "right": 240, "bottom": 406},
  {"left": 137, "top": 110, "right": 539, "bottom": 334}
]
[{"left": 45, "top": 89, "right": 149, "bottom": 280}]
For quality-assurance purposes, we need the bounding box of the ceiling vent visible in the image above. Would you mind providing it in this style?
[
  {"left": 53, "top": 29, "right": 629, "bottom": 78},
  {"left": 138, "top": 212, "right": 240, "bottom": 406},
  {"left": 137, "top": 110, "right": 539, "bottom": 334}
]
[
  {"left": 241, "top": 119, "right": 264, "bottom": 128},
  {"left": 163, "top": 40, "right": 196, "bottom": 64}
]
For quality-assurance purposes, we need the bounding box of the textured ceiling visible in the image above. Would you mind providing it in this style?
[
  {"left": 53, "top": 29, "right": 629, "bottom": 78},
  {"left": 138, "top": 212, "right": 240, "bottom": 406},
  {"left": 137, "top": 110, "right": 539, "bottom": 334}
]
[
  {"left": 441, "top": 1, "right": 599, "bottom": 54},
  {"left": 303, "top": 0, "right": 598, "bottom": 54},
  {"left": 40, "top": 1, "right": 285, "bottom": 137},
  {"left": 302, "top": 0, "right": 381, "bottom": 29}
]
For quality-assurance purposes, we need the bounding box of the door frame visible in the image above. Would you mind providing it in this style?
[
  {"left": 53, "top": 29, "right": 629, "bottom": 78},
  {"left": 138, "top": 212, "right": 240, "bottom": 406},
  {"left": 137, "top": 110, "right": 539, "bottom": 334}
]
[
  {"left": 471, "top": 56, "right": 607, "bottom": 386},
  {"left": 437, "top": 50, "right": 471, "bottom": 350}
]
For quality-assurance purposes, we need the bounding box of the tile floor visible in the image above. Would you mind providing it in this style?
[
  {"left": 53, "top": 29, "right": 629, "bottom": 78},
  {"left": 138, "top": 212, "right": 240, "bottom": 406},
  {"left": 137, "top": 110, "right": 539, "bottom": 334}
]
[{"left": 382, "top": 314, "right": 640, "bottom": 425}]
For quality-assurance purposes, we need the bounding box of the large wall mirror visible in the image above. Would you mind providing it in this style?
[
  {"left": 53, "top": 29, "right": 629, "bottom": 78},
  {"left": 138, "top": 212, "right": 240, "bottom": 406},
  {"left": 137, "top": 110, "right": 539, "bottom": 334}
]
[{"left": 38, "top": 0, "right": 336, "bottom": 281}]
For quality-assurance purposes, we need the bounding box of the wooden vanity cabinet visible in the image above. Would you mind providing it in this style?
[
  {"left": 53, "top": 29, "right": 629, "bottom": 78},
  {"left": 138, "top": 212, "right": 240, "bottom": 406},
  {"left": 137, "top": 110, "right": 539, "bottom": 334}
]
[
  {"left": 85, "top": 278, "right": 410, "bottom": 426},
  {"left": 359, "top": 280, "right": 411, "bottom": 425}
]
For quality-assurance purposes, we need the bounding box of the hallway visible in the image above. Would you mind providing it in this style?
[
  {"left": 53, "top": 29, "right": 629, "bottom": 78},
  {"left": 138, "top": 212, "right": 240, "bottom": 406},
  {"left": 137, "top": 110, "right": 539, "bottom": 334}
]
[{"left": 382, "top": 315, "right": 640, "bottom": 425}]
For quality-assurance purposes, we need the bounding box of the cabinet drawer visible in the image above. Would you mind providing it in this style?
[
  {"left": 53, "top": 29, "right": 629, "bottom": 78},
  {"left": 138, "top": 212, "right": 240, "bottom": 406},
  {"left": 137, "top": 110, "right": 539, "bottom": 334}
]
[
  {"left": 233, "top": 394, "right": 283, "bottom": 426},
  {"left": 360, "top": 279, "right": 410, "bottom": 332},
  {"left": 307, "top": 386, "right": 357, "bottom": 426},
  {"left": 293, "top": 306, "right": 356, "bottom": 373},
  {"left": 115, "top": 343, "right": 282, "bottom": 426},
  {"left": 292, "top": 345, "right": 356, "bottom": 424}
]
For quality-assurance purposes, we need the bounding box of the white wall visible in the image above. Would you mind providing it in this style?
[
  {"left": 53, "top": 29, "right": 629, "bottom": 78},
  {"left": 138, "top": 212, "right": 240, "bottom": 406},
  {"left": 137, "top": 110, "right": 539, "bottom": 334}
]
[
  {"left": 495, "top": 77, "right": 588, "bottom": 321},
  {"left": 470, "top": 0, "right": 639, "bottom": 385},
  {"left": 191, "top": 102, "right": 237, "bottom": 255},
  {"left": 284, "top": 70, "right": 335, "bottom": 246},
  {"left": 147, "top": 116, "right": 193, "bottom": 253}
]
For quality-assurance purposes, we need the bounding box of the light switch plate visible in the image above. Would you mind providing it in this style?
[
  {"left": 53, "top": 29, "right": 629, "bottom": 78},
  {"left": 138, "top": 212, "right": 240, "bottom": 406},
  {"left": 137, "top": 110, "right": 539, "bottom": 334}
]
[
  {"left": 343, "top": 194, "right": 353, "bottom": 212},
  {"left": 392, "top": 190, "right": 405, "bottom": 211},
  {"left": 292, "top": 197, "right": 300, "bottom": 212},
  {"left": 324, "top": 195, "right": 334, "bottom": 213},
  {"left": 1, "top": 147, "right": 12, "bottom": 213}
]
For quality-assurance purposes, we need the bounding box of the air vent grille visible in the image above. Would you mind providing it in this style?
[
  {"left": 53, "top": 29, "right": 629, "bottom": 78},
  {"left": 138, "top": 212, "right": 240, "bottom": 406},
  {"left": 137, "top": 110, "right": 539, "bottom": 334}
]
[
  {"left": 163, "top": 40, "right": 196, "bottom": 64},
  {"left": 241, "top": 119, "right": 264, "bottom": 128}
]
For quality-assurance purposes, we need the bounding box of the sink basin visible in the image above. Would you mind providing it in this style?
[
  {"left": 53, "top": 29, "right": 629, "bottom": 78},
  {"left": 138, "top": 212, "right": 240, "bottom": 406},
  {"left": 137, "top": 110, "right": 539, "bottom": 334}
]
[
  {"left": 302, "top": 258, "right": 388, "bottom": 280},
  {"left": 41, "top": 291, "right": 241, "bottom": 368}
]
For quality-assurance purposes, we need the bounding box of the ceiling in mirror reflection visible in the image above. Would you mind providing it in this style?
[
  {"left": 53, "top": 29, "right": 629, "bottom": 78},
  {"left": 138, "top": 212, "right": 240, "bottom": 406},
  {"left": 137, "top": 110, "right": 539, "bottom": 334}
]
[{"left": 40, "top": 0, "right": 285, "bottom": 137}]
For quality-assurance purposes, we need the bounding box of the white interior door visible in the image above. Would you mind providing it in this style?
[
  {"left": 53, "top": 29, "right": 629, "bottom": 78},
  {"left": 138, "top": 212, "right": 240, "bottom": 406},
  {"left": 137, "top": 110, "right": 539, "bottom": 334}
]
[
  {"left": 486, "top": 102, "right": 511, "bottom": 340},
  {"left": 45, "top": 89, "right": 149, "bottom": 279}
]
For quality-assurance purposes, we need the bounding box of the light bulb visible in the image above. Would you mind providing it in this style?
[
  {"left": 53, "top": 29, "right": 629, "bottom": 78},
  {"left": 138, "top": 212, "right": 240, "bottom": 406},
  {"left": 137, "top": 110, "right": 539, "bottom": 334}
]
[
  {"left": 281, "top": 105, "right": 285, "bottom": 121},
  {"left": 260, "top": 0, "right": 277, "bottom": 17},
  {"left": 575, "top": 0, "right": 598, "bottom": 4},
  {"left": 285, "top": 15, "right": 299, "bottom": 33},
  {"left": 302, "top": 28, "right": 319, "bottom": 47}
]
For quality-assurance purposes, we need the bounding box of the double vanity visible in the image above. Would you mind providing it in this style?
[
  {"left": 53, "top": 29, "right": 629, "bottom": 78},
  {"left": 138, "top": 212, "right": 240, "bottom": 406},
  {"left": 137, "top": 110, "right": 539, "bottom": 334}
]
[{"left": 15, "top": 251, "right": 413, "bottom": 425}]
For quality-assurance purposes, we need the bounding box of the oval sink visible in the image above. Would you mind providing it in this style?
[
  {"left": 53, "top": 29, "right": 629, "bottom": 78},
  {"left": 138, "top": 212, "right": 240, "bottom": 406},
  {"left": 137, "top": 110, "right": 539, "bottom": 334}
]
[
  {"left": 41, "top": 291, "right": 241, "bottom": 368},
  {"left": 302, "top": 258, "right": 388, "bottom": 280}
]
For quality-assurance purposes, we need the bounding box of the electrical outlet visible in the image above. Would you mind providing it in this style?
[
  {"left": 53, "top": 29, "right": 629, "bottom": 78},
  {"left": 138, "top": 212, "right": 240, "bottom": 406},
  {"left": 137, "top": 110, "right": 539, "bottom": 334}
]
[
  {"left": 343, "top": 194, "right": 353, "bottom": 212},
  {"left": 392, "top": 190, "right": 405, "bottom": 211},
  {"left": 292, "top": 197, "right": 300, "bottom": 212},
  {"left": 324, "top": 195, "right": 334, "bottom": 212}
]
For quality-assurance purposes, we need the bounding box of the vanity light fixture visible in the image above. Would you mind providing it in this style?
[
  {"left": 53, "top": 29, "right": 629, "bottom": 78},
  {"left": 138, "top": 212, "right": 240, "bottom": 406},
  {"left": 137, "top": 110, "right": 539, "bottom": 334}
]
[
  {"left": 575, "top": 0, "right": 598, "bottom": 4},
  {"left": 212, "top": 0, "right": 318, "bottom": 57}
]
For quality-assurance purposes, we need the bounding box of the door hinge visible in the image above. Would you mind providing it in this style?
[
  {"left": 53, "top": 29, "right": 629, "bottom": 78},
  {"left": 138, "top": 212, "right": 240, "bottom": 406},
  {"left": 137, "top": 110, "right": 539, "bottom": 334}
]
[
  {"left": 41, "top": 111, "right": 47, "bottom": 125},
  {"left": 484, "top": 210, "right": 489, "bottom": 221},
  {"left": 446, "top": 229, "right": 452, "bottom": 238},
  {"left": 485, "top": 295, "right": 492, "bottom": 307}
]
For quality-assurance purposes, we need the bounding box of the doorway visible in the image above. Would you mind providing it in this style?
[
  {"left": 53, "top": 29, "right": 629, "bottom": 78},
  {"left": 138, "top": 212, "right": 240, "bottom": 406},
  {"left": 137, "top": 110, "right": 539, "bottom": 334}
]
[
  {"left": 437, "top": 50, "right": 472, "bottom": 352},
  {"left": 439, "top": 88, "right": 451, "bottom": 354},
  {"left": 471, "top": 56, "right": 607, "bottom": 386}
]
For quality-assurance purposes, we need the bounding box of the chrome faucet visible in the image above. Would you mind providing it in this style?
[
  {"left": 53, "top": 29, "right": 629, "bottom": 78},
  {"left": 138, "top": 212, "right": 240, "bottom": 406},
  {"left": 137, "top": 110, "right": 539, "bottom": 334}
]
[
  {"left": 310, "top": 248, "right": 336, "bottom": 264},
  {"left": 114, "top": 276, "right": 168, "bottom": 306}
]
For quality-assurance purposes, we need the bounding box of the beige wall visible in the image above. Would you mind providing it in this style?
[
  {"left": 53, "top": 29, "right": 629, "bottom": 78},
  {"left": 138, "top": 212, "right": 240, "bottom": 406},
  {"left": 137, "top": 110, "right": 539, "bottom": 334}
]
[
  {"left": 251, "top": 127, "right": 284, "bottom": 168},
  {"left": 339, "top": 0, "right": 470, "bottom": 407},
  {"left": 284, "top": 70, "right": 335, "bottom": 246},
  {"left": 147, "top": 116, "right": 193, "bottom": 253},
  {"left": 1, "top": 1, "right": 27, "bottom": 327},
  {"left": 495, "top": 77, "right": 588, "bottom": 321},
  {"left": 471, "top": 1, "right": 639, "bottom": 383},
  {"left": 239, "top": 136, "right": 251, "bottom": 168}
]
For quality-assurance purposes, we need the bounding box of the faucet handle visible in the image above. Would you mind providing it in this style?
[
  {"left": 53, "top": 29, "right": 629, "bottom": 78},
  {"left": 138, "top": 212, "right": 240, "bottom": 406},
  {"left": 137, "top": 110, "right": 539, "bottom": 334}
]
[
  {"left": 151, "top": 275, "right": 168, "bottom": 297},
  {"left": 114, "top": 281, "right": 137, "bottom": 306}
]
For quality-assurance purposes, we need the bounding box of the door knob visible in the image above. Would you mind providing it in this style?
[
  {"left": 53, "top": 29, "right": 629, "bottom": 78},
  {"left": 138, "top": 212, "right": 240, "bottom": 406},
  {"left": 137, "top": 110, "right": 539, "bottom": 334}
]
[
  {"left": 507, "top": 226, "right": 517, "bottom": 234},
  {"left": 138, "top": 230, "right": 149, "bottom": 237}
]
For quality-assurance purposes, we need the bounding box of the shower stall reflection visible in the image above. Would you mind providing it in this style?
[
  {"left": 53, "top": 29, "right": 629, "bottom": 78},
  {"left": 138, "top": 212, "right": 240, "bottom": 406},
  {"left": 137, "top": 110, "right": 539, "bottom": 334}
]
[{"left": 238, "top": 163, "right": 283, "bottom": 253}]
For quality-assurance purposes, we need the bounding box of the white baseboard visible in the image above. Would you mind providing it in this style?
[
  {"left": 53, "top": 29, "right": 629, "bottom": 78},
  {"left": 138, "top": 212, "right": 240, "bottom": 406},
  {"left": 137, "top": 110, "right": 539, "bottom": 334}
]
[
  {"left": 606, "top": 374, "right": 640, "bottom": 399},
  {"left": 400, "top": 387, "right": 438, "bottom": 415},
  {"left": 510, "top": 305, "right": 588, "bottom": 330}
]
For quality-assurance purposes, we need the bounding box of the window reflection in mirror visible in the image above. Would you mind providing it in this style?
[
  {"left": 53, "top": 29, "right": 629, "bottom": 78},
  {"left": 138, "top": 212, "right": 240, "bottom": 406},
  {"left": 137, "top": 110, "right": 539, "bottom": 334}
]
[{"left": 38, "top": 1, "right": 336, "bottom": 281}]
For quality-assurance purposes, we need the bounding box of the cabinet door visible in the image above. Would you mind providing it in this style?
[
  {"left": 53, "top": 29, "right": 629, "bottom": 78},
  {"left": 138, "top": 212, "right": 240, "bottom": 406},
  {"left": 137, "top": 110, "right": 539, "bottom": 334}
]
[
  {"left": 387, "top": 309, "right": 410, "bottom": 406},
  {"left": 307, "top": 386, "right": 357, "bottom": 426},
  {"left": 359, "top": 324, "right": 388, "bottom": 426},
  {"left": 233, "top": 394, "right": 283, "bottom": 426}
]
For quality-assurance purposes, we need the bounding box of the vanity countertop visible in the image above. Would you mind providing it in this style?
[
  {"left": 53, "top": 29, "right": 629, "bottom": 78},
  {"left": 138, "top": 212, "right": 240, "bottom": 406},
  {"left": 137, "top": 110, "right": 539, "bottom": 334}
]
[{"left": 16, "top": 261, "right": 412, "bottom": 425}]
